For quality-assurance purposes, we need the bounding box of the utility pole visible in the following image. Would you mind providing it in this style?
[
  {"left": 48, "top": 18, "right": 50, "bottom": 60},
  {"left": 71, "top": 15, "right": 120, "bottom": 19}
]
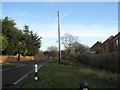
[{"left": 58, "top": 10, "right": 61, "bottom": 64}]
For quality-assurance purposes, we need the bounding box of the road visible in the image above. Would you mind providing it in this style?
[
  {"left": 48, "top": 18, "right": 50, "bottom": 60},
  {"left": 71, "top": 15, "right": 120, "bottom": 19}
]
[{"left": 1, "top": 59, "right": 50, "bottom": 88}]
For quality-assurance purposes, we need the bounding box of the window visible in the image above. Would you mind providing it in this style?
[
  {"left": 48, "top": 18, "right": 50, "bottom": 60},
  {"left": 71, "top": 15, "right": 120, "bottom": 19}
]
[
  {"left": 118, "top": 37, "right": 120, "bottom": 45},
  {"left": 116, "top": 39, "right": 118, "bottom": 46}
]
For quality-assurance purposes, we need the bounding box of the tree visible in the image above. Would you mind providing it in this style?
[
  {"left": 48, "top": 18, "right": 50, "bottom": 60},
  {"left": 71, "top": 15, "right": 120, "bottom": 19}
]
[
  {"left": 15, "top": 25, "right": 42, "bottom": 61},
  {"left": 2, "top": 17, "right": 42, "bottom": 61},
  {"left": 0, "top": 35, "right": 8, "bottom": 51},
  {"left": 2, "top": 17, "right": 21, "bottom": 55},
  {"left": 0, "top": 19, "right": 2, "bottom": 35},
  {"left": 43, "top": 51, "right": 51, "bottom": 57},
  {"left": 61, "top": 33, "right": 90, "bottom": 57},
  {"left": 47, "top": 46, "right": 58, "bottom": 57},
  {"left": 61, "top": 33, "right": 78, "bottom": 49},
  {"left": 22, "top": 25, "right": 42, "bottom": 56},
  {"left": 95, "top": 47, "right": 104, "bottom": 54},
  {"left": 67, "top": 42, "right": 89, "bottom": 57},
  {"left": 61, "top": 33, "right": 78, "bottom": 55},
  {"left": 72, "top": 42, "right": 89, "bottom": 54}
]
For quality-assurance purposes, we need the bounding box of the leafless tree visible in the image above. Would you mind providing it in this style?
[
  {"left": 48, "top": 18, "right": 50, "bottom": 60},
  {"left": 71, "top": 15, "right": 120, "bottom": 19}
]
[
  {"left": 61, "top": 33, "right": 78, "bottom": 49},
  {"left": 47, "top": 46, "right": 58, "bottom": 57},
  {"left": 61, "top": 33, "right": 89, "bottom": 56},
  {"left": 61, "top": 33, "right": 78, "bottom": 55}
]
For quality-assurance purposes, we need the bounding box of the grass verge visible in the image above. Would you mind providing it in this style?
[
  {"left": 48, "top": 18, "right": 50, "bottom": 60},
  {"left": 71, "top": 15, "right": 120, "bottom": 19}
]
[{"left": 21, "top": 59, "right": 120, "bottom": 88}]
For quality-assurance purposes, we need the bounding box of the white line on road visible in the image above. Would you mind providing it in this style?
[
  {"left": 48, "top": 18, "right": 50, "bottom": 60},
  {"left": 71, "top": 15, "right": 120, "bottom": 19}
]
[
  {"left": 1, "top": 64, "right": 25, "bottom": 71},
  {"left": 15, "top": 64, "right": 25, "bottom": 68},
  {"left": 13, "top": 65, "right": 42, "bottom": 85},
  {"left": 0, "top": 68, "right": 10, "bottom": 71},
  {"left": 13, "top": 69, "right": 34, "bottom": 85}
]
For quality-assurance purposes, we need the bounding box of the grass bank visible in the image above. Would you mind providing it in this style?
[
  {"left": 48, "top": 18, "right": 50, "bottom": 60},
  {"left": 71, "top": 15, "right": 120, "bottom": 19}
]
[{"left": 21, "top": 59, "right": 120, "bottom": 88}]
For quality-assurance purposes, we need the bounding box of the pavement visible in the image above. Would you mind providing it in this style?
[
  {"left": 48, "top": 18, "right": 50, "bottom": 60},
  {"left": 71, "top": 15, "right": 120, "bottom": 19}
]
[{"left": 1, "top": 59, "right": 51, "bottom": 89}]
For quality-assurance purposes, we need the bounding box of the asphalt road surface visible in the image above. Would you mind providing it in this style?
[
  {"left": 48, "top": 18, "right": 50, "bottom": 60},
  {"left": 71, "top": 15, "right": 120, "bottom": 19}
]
[{"left": 1, "top": 59, "right": 51, "bottom": 88}]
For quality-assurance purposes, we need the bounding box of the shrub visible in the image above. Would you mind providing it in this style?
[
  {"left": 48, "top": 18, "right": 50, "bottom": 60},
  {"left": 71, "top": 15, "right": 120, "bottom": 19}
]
[
  {"left": 95, "top": 47, "right": 104, "bottom": 54},
  {"left": 76, "top": 52, "right": 119, "bottom": 73}
]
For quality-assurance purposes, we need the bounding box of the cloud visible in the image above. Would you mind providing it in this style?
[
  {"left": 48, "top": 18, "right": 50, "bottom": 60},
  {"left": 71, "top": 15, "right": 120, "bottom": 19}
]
[
  {"left": 60, "top": 24, "right": 118, "bottom": 38},
  {"left": 15, "top": 23, "right": 118, "bottom": 50},
  {"left": 15, "top": 20, "right": 118, "bottom": 38},
  {"left": 29, "top": 24, "right": 117, "bottom": 38}
]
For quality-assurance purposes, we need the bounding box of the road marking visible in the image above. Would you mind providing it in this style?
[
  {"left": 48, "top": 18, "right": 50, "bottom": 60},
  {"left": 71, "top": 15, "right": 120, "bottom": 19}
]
[
  {"left": 1, "top": 64, "right": 25, "bottom": 72},
  {"left": 0, "top": 68, "right": 10, "bottom": 71},
  {"left": 1, "top": 60, "right": 50, "bottom": 72},
  {"left": 4, "top": 68, "right": 10, "bottom": 71},
  {"left": 15, "top": 64, "right": 25, "bottom": 68},
  {"left": 13, "top": 65, "right": 42, "bottom": 85},
  {"left": 38, "top": 65, "right": 42, "bottom": 68}
]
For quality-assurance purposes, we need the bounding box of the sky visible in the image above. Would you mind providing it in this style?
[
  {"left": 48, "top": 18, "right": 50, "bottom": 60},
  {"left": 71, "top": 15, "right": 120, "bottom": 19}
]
[{"left": 2, "top": 2, "right": 118, "bottom": 51}]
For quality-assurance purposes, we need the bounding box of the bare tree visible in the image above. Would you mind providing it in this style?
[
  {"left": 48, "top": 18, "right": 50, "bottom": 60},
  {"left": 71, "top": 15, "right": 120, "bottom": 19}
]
[
  {"left": 61, "top": 33, "right": 78, "bottom": 49},
  {"left": 72, "top": 42, "right": 90, "bottom": 53},
  {"left": 61, "top": 33, "right": 89, "bottom": 57},
  {"left": 47, "top": 46, "right": 58, "bottom": 57},
  {"left": 61, "top": 33, "right": 78, "bottom": 56}
]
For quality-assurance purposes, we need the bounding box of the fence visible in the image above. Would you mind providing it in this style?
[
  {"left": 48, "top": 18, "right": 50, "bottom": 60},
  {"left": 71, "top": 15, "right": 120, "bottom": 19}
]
[{"left": 0, "top": 54, "right": 34, "bottom": 63}]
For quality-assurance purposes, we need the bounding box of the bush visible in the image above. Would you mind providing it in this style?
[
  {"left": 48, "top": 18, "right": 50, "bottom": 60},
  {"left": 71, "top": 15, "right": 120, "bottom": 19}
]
[
  {"left": 76, "top": 52, "right": 119, "bottom": 73},
  {"left": 95, "top": 47, "right": 104, "bottom": 54},
  {"left": 34, "top": 51, "right": 48, "bottom": 60}
]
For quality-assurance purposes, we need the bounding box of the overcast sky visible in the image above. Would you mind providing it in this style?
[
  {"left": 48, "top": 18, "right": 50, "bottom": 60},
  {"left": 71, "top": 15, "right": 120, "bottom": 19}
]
[{"left": 2, "top": 2, "right": 118, "bottom": 51}]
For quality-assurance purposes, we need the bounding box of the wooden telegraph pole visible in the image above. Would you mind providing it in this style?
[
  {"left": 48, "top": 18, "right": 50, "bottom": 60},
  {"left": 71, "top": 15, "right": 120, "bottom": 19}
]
[{"left": 58, "top": 10, "right": 61, "bottom": 64}]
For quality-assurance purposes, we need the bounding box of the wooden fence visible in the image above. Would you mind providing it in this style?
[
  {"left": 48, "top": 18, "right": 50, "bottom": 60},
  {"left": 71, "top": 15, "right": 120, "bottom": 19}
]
[{"left": 0, "top": 54, "right": 34, "bottom": 63}]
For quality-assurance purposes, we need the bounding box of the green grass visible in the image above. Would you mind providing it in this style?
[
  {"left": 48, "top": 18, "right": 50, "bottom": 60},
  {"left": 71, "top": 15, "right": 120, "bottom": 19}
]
[{"left": 21, "top": 59, "right": 120, "bottom": 88}]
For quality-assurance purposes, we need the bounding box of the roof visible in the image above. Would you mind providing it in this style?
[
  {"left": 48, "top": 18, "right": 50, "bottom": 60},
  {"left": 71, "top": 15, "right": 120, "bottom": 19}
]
[{"left": 90, "top": 41, "right": 102, "bottom": 49}]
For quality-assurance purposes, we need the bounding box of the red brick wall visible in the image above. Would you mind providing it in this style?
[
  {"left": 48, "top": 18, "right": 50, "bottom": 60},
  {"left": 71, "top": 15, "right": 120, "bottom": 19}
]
[
  {"left": 109, "top": 38, "right": 114, "bottom": 52},
  {"left": 102, "top": 37, "right": 114, "bottom": 53},
  {"left": 90, "top": 41, "right": 102, "bottom": 52}
]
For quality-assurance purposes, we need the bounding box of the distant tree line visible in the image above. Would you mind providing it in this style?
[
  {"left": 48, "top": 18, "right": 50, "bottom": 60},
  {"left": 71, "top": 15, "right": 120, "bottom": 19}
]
[
  {"left": 43, "top": 33, "right": 89, "bottom": 58},
  {"left": 61, "top": 33, "right": 89, "bottom": 57},
  {"left": 0, "top": 17, "right": 42, "bottom": 60},
  {"left": 43, "top": 46, "right": 58, "bottom": 58}
]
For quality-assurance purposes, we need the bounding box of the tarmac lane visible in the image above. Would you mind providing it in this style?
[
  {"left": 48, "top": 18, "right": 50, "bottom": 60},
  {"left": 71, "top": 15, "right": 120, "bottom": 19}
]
[{"left": 1, "top": 59, "right": 50, "bottom": 88}]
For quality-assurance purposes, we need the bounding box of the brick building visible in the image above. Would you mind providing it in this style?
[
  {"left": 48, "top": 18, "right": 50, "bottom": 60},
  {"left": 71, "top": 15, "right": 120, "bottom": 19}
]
[
  {"left": 90, "top": 32, "right": 120, "bottom": 53},
  {"left": 113, "top": 32, "right": 120, "bottom": 52},
  {"left": 101, "top": 36, "right": 114, "bottom": 53},
  {"left": 90, "top": 41, "right": 102, "bottom": 52}
]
